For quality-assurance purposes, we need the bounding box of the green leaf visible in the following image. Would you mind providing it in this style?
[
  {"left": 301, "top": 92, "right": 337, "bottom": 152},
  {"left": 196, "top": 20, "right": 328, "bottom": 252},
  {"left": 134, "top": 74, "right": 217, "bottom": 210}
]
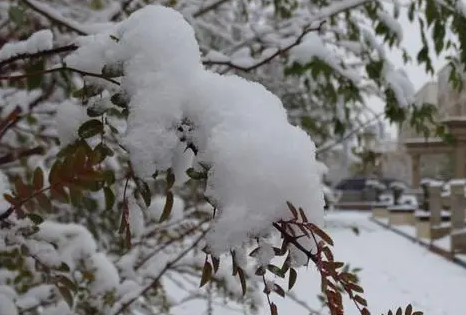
[
  {"left": 26, "top": 213, "right": 44, "bottom": 225},
  {"left": 57, "top": 285, "right": 74, "bottom": 309},
  {"left": 211, "top": 256, "right": 220, "bottom": 273},
  {"left": 104, "top": 187, "right": 115, "bottom": 211},
  {"left": 93, "top": 143, "right": 114, "bottom": 164},
  {"left": 186, "top": 168, "right": 205, "bottom": 180},
  {"left": 26, "top": 59, "right": 45, "bottom": 90},
  {"left": 103, "top": 170, "right": 116, "bottom": 185},
  {"left": 8, "top": 6, "right": 24, "bottom": 25},
  {"left": 57, "top": 275, "right": 77, "bottom": 292},
  {"left": 135, "top": 178, "right": 151, "bottom": 207},
  {"left": 110, "top": 92, "right": 128, "bottom": 108},
  {"left": 267, "top": 264, "right": 284, "bottom": 278},
  {"left": 237, "top": 268, "right": 247, "bottom": 296},
  {"left": 255, "top": 266, "right": 266, "bottom": 276},
  {"left": 20, "top": 244, "right": 29, "bottom": 255},
  {"left": 78, "top": 119, "right": 104, "bottom": 139},
  {"left": 199, "top": 261, "right": 212, "bottom": 287},
  {"left": 87, "top": 103, "right": 108, "bottom": 117},
  {"left": 159, "top": 191, "right": 174, "bottom": 222},
  {"left": 57, "top": 262, "right": 70, "bottom": 272},
  {"left": 407, "top": 1, "right": 415, "bottom": 21},
  {"left": 102, "top": 63, "right": 123, "bottom": 78},
  {"left": 288, "top": 268, "right": 297, "bottom": 290}
]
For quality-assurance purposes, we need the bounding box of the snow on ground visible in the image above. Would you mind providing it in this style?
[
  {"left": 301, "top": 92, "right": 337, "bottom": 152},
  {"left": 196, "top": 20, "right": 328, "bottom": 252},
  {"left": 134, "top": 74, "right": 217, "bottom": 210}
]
[{"left": 173, "top": 211, "right": 466, "bottom": 315}]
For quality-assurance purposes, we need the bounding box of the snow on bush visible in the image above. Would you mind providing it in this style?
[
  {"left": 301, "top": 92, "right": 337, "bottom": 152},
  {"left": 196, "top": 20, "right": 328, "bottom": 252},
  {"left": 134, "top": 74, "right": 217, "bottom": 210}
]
[
  {"left": 66, "top": 5, "right": 324, "bottom": 258},
  {"left": 0, "top": 29, "right": 53, "bottom": 63},
  {"left": 365, "top": 179, "right": 386, "bottom": 191}
]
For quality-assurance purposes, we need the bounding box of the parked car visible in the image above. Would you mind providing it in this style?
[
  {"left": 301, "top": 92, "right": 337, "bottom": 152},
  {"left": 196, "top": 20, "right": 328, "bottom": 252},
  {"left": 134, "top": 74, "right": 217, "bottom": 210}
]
[{"left": 334, "top": 177, "right": 411, "bottom": 204}]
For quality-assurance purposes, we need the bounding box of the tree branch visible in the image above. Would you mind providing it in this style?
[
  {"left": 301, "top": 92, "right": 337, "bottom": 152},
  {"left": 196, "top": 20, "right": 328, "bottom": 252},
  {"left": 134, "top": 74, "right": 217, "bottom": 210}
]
[
  {"left": 0, "top": 107, "right": 22, "bottom": 140},
  {"left": 21, "top": 0, "right": 88, "bottom": 35},
  {"left": 316, "top": 111, "right": 384, "bottom": 155},
  {"left": 0, "top": 66, "right": 120, "bottom": 85},
  {"left": 203, "top": 21, "right": 326, "bottom": 73},
  {"left": 0, "top": 44, "right": 77, "bottom": 69},
  {"left": 0, "top": 146, "right": 45, "bottom": 165},
  {"left": 193, "top": 0, "right": 231, "bottom": 17},
  {"left": 272, "top": 222, "right": 318, "bottom": 264},
  {"left": 113, "top": 231, "right": 207, "bottom": 315}
]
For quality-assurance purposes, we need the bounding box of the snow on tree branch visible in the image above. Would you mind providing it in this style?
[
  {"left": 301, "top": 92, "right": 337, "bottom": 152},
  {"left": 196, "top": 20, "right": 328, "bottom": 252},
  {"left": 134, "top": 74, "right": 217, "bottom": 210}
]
[{"left": 66, "top": 5, "right": 324, "bottom": 258}]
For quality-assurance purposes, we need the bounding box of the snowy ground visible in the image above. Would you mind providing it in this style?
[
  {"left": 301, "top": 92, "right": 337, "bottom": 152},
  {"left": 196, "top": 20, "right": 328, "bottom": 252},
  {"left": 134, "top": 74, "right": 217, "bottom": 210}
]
[{"left": 174, "top": 211, "right": 466, "bottom": 315}]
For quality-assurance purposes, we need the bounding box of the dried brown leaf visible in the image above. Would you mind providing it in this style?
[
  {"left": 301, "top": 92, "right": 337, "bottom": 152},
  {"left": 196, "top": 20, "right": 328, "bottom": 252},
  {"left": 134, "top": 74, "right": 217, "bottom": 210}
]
[
  {"left": 200, "top": 261, "right": 212, "bottom": 288},
  {"left": 286, "top": 201, "right": 298, "bottom": 219},
  {"left": 33, "top": 167, "right": 44, "bottom": 190}
]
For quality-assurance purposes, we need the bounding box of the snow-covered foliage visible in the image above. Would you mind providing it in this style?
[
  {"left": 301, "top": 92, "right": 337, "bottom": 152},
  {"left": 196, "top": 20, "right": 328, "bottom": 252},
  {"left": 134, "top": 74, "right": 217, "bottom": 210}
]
[
  {"left": 365, "top": 179, "right": 386, "bottom": 191},
  {"left": 0, "top": 0, "right": 464, "bottom": 315},
  {"left": 66, "top": 6, "right": 324, "bottom": 258}
]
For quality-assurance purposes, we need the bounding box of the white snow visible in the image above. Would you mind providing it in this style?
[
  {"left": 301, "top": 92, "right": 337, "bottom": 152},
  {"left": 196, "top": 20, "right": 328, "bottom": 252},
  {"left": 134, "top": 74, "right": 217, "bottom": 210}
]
[
  {"left": 382, "top": 62, "right": 416, "bottom": 107},
  {"left": 25, "top": 0, "right": 114, "bottom": 34},
  {"left": 0, "top": 29, "right": 53, "bottom": 62},
  {"left": 169, "top": 211, "right": 466, "bottom": 315},
  {"left": 0, "top": 293, "right": 18, "bottom": 315},
  {"left": 54, "top": 100, "right": 88, "bottom": 146},
  {"left": 148, "top": 195, "right": 185, "bottom": 222},
  {"left": 66, "top": 5, "right": 325, "bottom": 258},
  {"left": 289, "top": 32, "right": 362, "bottom": 83},
  {"left": 376, "top": 8, "right": 403, "bottom": 43},
  {"left": 366, "top": 179, "right": 387, "bottom": 190}
]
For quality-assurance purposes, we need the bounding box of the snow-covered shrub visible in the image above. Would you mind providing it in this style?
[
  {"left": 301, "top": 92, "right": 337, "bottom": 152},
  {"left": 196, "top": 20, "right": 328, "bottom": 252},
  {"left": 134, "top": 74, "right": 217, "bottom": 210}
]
[
  {"left": 389, "top": 181, "right": 408, "bottom": 206},
  {"left": 365, "top": 179, "right": 387, "bottom": 202},
  {"left": 0, "top": 0, "right": 439, "bottom": 314}
]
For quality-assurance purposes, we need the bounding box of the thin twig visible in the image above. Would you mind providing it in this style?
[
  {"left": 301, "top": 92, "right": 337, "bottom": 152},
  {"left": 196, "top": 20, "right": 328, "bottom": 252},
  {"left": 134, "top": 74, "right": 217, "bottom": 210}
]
[
  {"left": 204, "top": 21, "right": 326, "bottom": 73},
  {"left": 0, "top": 44, "right": 78, "bottom": 69},
  {"left": 113, "top": 231, "right": 208, "bottom": 315},
  {"left": 21, "top": 0, "right": 87, "bottom": 35},
  {"left": 0, "top": 66, "right": 120, "bottom": 85},
  {"left": 193, "top": 0, "right": 231, "bottom": 17},
  {"left": 0, "top": 146, "right": 44, "bottom": 165}
]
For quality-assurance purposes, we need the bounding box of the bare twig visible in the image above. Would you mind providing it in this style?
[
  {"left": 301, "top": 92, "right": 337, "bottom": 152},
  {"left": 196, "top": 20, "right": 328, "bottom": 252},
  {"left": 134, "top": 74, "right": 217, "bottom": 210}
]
[
  {"left": 0, "top": 146, "right": 44, "bottom": 165},
  {"left": 113, "top": 231, "right": 207, "bottom": 315},
  {"left": 316, "top": 112, "right": 384, "bottom": 155},
  {"left": 21, "top": 0, "right": 87, "bottom": 35},
  {"left": 0, "top": 44, "right": 78, "bottom": 69},
  {"left": 193, "top": 0, "right": 231, "bottom": 17},
  {"left": 272, "top": 222, "right": 318, "bottom": 264},
  {"left": 0, "top": 107, "right": 22, "bottom": 140},
  {"left": 203, "top": 21, "right": 326, "bottom": 73},
  {"left": 0, "top": 66, "right": 120, "bottom": 85}
]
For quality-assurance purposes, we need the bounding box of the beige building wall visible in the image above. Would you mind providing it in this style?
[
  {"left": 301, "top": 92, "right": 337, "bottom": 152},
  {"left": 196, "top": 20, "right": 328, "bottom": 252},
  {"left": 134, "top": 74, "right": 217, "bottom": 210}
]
[{"left": 394, "top": 64, "right": 463, "bottom": 183}]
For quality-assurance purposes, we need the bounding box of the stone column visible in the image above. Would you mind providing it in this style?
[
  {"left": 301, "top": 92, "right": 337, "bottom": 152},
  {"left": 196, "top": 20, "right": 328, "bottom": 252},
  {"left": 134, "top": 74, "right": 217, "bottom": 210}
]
[
  {"left": 411, "top": 153, "right": 420, "bottom": 188},
  {"left": 428, "top": 184, "right": 442, "bottom": 226},
  {"left": 454, "top": 145, "right": 465, "bottom": 179},
  {"left": 450, "top": 181, "right": 466, "bottom": 231}
]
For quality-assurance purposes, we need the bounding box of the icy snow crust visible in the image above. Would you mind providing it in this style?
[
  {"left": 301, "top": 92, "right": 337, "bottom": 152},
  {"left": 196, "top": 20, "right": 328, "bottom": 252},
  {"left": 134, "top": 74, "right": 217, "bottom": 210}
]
[{"left": 66, "top": 5, "right": 324, "bottom": 258}]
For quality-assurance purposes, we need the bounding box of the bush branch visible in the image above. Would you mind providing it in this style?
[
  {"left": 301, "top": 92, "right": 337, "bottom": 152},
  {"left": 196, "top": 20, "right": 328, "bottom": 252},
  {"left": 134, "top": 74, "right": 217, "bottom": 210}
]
[
  {"left": 203, "top": 21, "right": 326, "bottom": 72},
  {"left": 0, "top": 146, "right": 44, "bottom": 165},
  {"left": 0, "top": 66, "right": 120, "bottom": 85},
  {"left": 113, "top": 231, "right": 207, "bottom": 315},
  {"left": 0, "top": 44, "right": 78, "bottom": 69},
  {"left": 21, "top": 0, "right": 87, "bottom": 35}
]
